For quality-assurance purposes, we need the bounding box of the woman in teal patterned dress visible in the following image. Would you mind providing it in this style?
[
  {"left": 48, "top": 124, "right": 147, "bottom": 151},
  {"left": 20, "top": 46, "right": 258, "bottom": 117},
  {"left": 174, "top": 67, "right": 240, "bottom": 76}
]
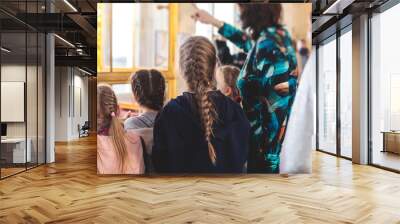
[{"left": 193, "top": 3, "right": 298, "bottom": 173}]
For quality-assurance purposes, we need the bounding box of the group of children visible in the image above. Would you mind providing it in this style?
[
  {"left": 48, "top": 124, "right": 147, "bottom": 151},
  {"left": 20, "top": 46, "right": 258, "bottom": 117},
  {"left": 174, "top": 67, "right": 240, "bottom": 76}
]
[{"left": 97, "top": 36, "right": 249, "bottom": 174}]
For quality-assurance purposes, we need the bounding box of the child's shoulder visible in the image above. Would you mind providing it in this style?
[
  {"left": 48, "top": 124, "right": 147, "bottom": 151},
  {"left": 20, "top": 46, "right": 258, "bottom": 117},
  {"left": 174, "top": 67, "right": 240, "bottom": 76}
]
[
  {"left": 211, "top": 90, "right": 240, "bottom": 106},
  {"left": 162, "top": 93, "right": 191, "bottom": 111},
  {"left": 161, "top": 91, "right": 242, "bottom": 114},
  {"left": 124, "top": 130, "right": 141, "bottom": 144},
  {"left": 124, "top": 116, "right": 139, "bottom": 127}
]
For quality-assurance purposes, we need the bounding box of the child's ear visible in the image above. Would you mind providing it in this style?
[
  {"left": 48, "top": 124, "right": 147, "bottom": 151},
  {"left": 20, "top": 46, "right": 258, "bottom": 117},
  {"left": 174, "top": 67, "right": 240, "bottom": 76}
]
[{"left": 225, "top": 86, "right": 232, "bottom": 96}]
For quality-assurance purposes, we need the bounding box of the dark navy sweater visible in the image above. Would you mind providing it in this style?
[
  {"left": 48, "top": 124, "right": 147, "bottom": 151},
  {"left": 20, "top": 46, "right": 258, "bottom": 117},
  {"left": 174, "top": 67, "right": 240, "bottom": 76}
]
[{"left": 152, "top": 91, "right": 250, "bottom": 173}]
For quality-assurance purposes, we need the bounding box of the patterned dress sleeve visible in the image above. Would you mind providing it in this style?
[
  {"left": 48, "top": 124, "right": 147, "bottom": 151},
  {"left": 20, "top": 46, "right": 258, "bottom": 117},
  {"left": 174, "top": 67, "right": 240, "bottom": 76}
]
[
  {"left": 283, "top": 29, "right": 298, "bottom": 94},
  {"left": 254, "top": 38, "right": 276, "bottom": 83},
  {"left": 288, "top": 73, "right": 297, "bottom": 95},
  {"left": 218, "top": 23, "right": 253, "bottom": 53}
]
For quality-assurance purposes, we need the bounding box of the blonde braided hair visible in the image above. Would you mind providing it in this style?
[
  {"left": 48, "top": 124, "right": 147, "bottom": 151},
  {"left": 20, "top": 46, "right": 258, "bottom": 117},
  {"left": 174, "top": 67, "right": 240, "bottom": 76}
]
[
  {"left": 179, "top": 36, "right": 218, "bottom": 165},
  {"left": 97, "top": 84, "right": 128, "bottom": 172}
]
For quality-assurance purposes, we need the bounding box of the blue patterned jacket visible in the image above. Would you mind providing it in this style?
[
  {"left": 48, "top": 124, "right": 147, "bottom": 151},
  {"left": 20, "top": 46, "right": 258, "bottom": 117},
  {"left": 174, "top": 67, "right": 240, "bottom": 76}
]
[{"left": 218, "top": 23, "right": 297, "bottom": 173}]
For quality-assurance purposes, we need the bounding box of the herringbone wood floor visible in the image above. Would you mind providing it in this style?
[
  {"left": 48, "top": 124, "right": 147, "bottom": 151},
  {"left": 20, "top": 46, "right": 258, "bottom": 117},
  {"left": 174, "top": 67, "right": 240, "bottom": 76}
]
[{"left": 0, "top": 136, "right": 400, "bottom": 224}]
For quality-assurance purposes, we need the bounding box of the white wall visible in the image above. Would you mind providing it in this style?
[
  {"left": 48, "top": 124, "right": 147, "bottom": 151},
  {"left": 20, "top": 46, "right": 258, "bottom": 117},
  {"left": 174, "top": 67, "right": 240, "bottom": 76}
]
[
  {"left": 55, "top": 66, "right": 68, "bottom": 141},
  {"left": 71, "top": 73, "right": 89, "bottom": 138},
  {"left": 1, "top": 65, "right": 37, "bottom": 137},
  {"left": 55, "top": 67, "right": 89, "bottom": 141},
  {"left": 1, "top": 63, "right": 46, "bottom": 164}
]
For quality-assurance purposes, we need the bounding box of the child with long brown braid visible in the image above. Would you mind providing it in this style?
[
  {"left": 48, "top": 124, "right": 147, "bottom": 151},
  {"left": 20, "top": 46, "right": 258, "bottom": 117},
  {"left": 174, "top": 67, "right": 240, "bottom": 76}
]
[
  {"left": 152, "top": 36, "right": 250, "bottom": 173},
  {"left": 97, "top": 84, "right": 145, "bottom": 174}
]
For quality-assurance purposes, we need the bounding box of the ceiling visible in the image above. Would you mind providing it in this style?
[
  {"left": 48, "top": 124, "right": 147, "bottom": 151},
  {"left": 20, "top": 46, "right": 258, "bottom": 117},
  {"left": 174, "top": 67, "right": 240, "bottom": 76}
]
[
  {"left": 0, "top": 0, "right": 97, "bottom": 74},
  {"left": 311, "top": 0, "right": 391, "bottom": 44}
]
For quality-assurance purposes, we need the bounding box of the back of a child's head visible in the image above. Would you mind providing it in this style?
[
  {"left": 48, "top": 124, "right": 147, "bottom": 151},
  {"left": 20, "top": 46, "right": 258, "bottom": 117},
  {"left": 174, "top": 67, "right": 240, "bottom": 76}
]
[
  {"left": 218, "top": 65, "right": 240, "bottom": 100},
  {"left": 130, "top": 69, "right": 166, "bottom": 111},
  {"left": 97, "top": 84, "right": 118, "bottom": 129},
  {"left": 97, "top": 83, "right": 128, "bottom": 172}
]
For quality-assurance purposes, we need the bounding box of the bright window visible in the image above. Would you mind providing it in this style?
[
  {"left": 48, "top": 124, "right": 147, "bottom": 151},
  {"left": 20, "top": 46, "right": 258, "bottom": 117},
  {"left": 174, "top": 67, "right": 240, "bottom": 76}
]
[
  {"left": 195, "top": 4, "right": 213, "bottom": 38},
  {"left": 371, "top": 3, "right": 400, "bottom": 171},
  {"left": 339, "top": 29, "right": 352, "bottom": 158},
  {"left": 112, "top": 4, "right": 134, "bottom": 68},
  {"left": 101, "top": 4, "right": 170, "bottom": 70},
  {"left": 318, "top": 37, "right": 337, "bottom": 154},
  {"left": 195, "top": 3, "right": 239, "bottom": 54}
]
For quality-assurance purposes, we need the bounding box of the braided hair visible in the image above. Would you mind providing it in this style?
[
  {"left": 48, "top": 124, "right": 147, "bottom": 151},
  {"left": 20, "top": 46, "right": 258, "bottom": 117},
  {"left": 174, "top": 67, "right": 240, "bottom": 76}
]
[
  {"left": 97, "top": 84, "right": 128, "bottom": 172},
  {"left": 179, "top": 36, "right": 218, "bottom": 165},
  {"left": 130, "top": 69, "right": 166, "bottom": 111}
]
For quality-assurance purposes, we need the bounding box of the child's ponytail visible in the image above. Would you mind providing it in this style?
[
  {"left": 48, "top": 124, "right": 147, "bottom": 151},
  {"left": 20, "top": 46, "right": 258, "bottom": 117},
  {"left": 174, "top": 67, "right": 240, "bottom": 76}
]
[{"left": 98, "top": 84, "right": 128, "bottom": 172}]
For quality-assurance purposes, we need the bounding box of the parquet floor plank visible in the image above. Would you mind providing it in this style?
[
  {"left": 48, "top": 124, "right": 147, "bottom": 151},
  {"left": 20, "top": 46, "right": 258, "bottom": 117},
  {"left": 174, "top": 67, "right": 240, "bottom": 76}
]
[{"left": 0, "top": 135, "right": 399, "bottom": 223}]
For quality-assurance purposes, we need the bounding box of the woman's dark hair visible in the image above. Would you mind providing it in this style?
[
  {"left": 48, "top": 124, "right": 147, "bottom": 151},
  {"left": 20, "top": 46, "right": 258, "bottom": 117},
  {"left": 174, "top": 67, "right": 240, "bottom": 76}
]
[
  {"left": 130, "top": 69, "right": 166, "bottom": 111},
  {"left": 238, "top": 3, "right": 282, "bottom": 40}
]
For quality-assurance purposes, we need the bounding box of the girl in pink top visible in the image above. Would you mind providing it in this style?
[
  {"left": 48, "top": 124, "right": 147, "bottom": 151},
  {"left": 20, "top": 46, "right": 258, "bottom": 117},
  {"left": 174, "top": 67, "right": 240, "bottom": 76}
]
[{"left": 97, "top": 84, "right": 145, "bottom": 174}]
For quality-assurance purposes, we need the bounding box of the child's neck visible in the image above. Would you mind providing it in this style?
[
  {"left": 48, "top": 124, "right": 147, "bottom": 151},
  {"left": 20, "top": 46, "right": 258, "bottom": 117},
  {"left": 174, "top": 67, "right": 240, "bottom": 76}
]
[{"left": 139, "top": 106, "right": 157, "bottom": 114}]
